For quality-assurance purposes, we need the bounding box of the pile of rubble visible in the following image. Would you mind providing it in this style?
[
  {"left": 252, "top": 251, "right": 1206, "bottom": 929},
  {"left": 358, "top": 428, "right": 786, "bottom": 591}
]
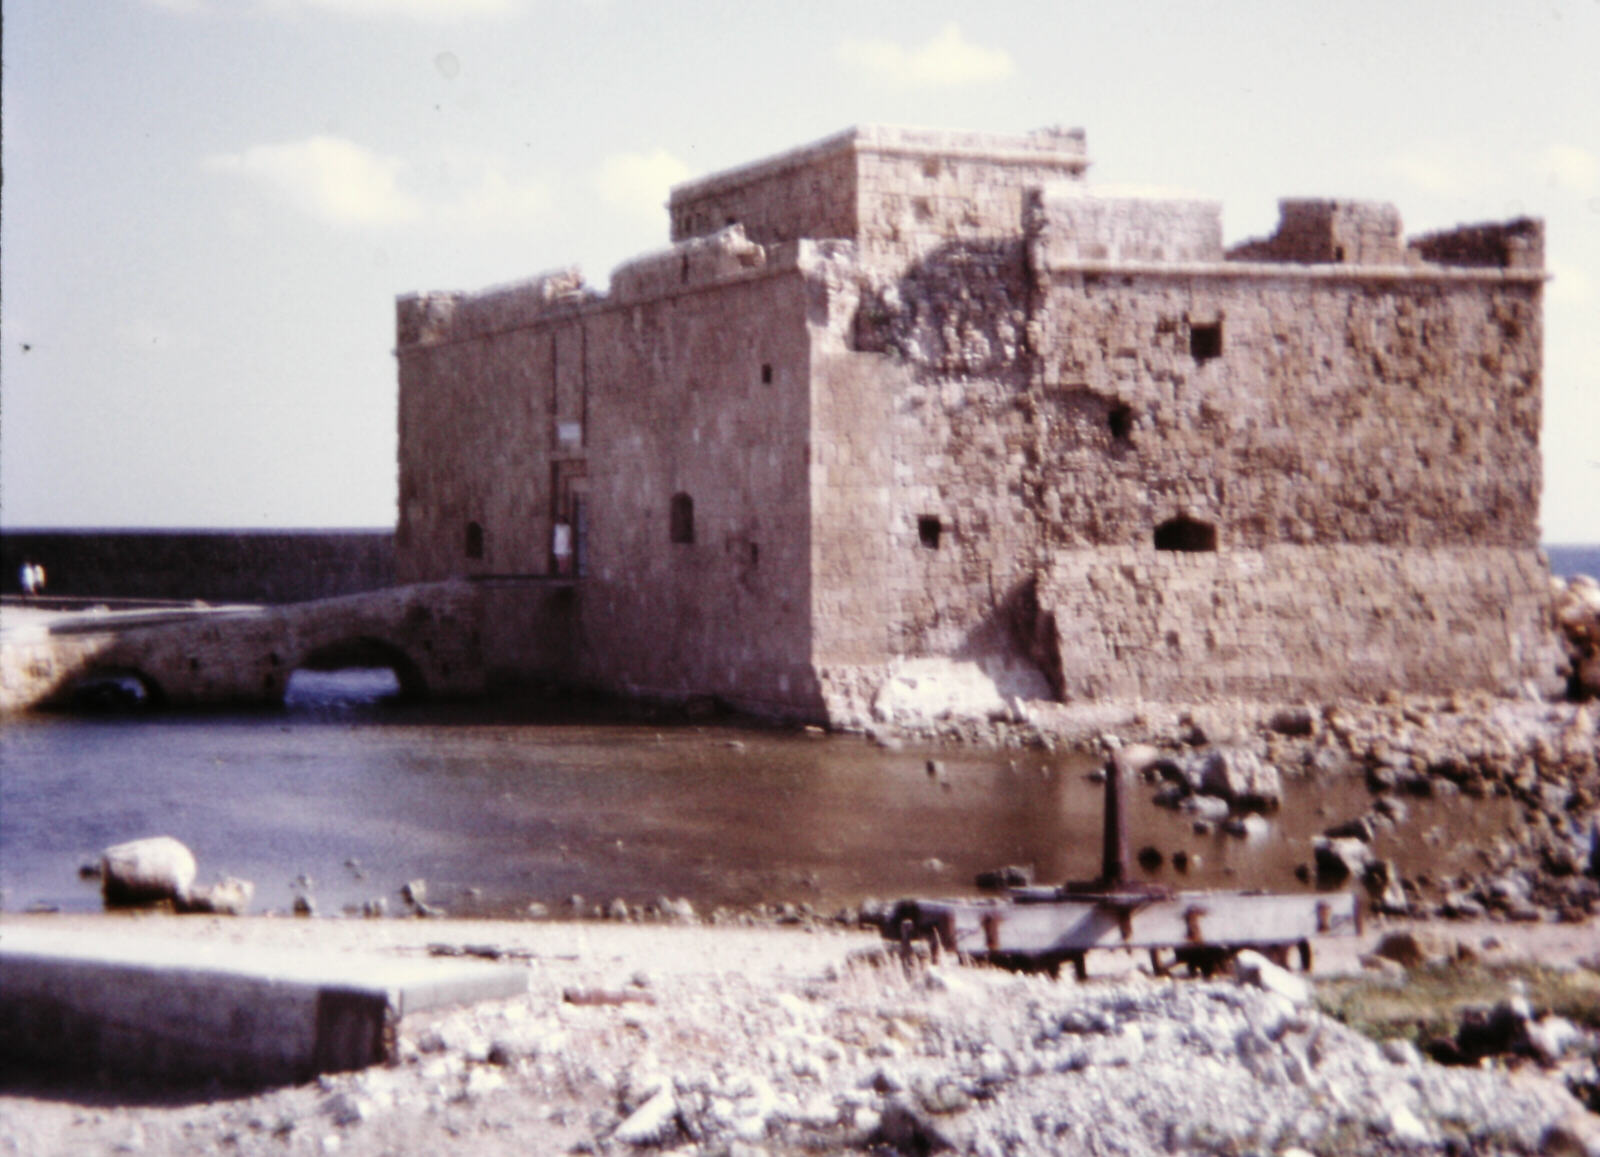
[
  {"left": 12, "top": 925, "right": 1595, "bottom": 1157},
  {"left": 1555, "top": 573, "right": 1600, "bottom": 699}
]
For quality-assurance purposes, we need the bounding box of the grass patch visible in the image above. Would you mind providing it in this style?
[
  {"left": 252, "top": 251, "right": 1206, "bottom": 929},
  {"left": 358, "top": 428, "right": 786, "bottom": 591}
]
[{"left": 1315, "top": 960, "right": 1600, "bottom": 1046}]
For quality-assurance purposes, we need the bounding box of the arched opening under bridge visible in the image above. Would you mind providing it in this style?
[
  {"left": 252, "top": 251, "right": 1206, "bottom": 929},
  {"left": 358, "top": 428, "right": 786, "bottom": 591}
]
[
  {"left": 287, "top": 636, "right": 428, "bottom": 707},
  {"left": 57, "top": 667, "right": 166, "bottom": 713}
]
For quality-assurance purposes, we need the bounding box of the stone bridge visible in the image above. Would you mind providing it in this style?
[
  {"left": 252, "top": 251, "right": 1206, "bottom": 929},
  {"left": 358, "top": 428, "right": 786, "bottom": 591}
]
[{"left": 0, "top": 582, "right": 487, "bottom": 712}]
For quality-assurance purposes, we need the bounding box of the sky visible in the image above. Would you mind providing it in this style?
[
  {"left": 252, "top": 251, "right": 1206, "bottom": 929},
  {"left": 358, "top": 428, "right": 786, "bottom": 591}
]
[{"left": 2, "top": 0, "right": 1597, "bottom": 542}]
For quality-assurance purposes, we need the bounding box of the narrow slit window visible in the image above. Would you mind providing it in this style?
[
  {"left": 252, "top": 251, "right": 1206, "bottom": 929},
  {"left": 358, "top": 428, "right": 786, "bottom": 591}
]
[
  {"left": 465, "top": 520, "right": 485, "bottom": 560},
  {"left": 1189, "top": 321, "right": 1223, "bottom": 363},
  {"left": 670, "top": 493, "right": 695, "bottom": 545},
  {"left": 1108, "top": 404, "right": 1134, "bottom": 442},
  {"left": 917, "top": 516, "right": 942, "bottom": 550},
  {"left": 761, "top": 363, "right": 773, "bottom": 385},
  {"left": 1154, "top": 517, "right": 1217, "bottom": 553}
]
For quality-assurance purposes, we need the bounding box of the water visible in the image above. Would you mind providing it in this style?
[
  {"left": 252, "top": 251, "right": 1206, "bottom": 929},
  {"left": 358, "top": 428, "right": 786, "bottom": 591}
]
[
  {"left": 1546, "top": 543, "right": 1600, "bottom": 580},
  {"left": 0, "top": 673, "right": 1516, "bottom": 919}
]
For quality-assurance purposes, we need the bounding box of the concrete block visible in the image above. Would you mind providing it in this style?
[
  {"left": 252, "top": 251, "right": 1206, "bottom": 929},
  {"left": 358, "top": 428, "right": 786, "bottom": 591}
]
[{"left": 0, "top": 926, "right": 527, "bottom": 1087}]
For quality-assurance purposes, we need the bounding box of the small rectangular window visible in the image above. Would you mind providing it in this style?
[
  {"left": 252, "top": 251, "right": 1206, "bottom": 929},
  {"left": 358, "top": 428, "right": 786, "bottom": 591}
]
[
  {"left": 761, "top": 363, "right": 773, "bottom": 385},
  {"left": 1190, "top": 321, "right": 1223, "bottom": 363},
  {"left": 917, "top": 516, "right": 942, "bottom": 550},
  {"left": 670, "top": 493, "right": 695, "bottom": 544}
]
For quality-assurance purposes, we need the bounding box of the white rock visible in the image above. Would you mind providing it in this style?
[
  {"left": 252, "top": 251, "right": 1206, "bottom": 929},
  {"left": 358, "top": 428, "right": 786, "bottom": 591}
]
[
  {"left": 613, "top": 1086, "right": 678, "bottom": 1146},
  {"left": 321, "top": 1092, "right": 373, "bottom": 1127},
  {"left": 1198, "top": 748, "right": 1282, "bottom": 808},
  {"left": 183, "top": 876, "right": 254, "bottom": 915},
  {"left": 100, "top": 836, "right": 196, "bottom": 906},
  {"left": 1181, "top": 794, "right": 1231, "bottom": 822},
  {"left": 1381, "top": 1038, "right": 1423, "bottom": 1066},
  {"left": 1382, "top": 1104, "right": 1431, "bottom": 1145},
  {"left": 1234, "top": 950, "right": 1311, "bottom": 1006},
  {"left": 1524, "top": 1016, "right": 1582, "bottom": 1064}
]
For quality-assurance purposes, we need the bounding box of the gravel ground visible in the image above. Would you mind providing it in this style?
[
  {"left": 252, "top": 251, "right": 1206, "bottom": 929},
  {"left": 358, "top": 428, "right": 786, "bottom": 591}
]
[{"left": 3, "top": 914, "right": 1597, "bottom": 1157}]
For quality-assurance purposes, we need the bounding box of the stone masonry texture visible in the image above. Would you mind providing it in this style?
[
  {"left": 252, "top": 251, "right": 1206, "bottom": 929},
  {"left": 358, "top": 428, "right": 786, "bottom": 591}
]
[{"left": 393, "top": 125, "right": 1562, "bottom": 722}]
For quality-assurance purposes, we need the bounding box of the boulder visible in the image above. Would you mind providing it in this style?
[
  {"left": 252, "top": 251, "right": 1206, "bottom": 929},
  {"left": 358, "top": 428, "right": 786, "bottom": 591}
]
[
  {"left": 1324, "top": 815, "right": 1375, "bottom": 842},
  {"left": 1361, "top": 860, "right": 1409, "bottom": 915},
  {"left": 181, "top": 876, "right": 254, "bottom": 916},
  {"left": 1196, "top": 748, "right": 1281, "bottom": 811},
  {"left": 1233, "top": 949, "right": 1310, "bottom": 1005},
  {"left": 100, "top": 836, "right": 197, "bottom": 907},
  {"left": 1224, "top": 815, "right": 1270, "bottom": 840},
  {"left": 1266, "top": 705, "right": 1318, "bottom": 737},
  {"left": 1180, "top": 794, "right": 1230, "bottom": 823},
  {"left": 613, "top": 1086, "right": 680, "bottom": 1146},
  {"left": 1369, "top": 929, "right": 1454, "bottom": 968},
  {"left": 1118, "top": 743, "right": 1165, "bottom": 776},
  {"left": 1312, "top": 836, "right": 1372, "bottom": 885},
  {"left": 975, "top": 865, "right": 1033, "bottom": 891}
]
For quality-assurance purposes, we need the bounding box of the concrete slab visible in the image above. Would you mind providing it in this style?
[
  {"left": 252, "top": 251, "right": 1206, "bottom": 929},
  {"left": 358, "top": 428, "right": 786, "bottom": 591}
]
[{"left": 0, "top": 925, "right": 528, "bottom": 1086}]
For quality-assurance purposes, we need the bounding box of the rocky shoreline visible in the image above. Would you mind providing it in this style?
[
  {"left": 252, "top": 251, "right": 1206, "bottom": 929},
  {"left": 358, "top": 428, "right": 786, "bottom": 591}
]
[
  {"left": 5, "top": 578, "right": 1597, "bottom": 1154},
  {"left": 2, "top": 914, "right": 1597, "bottom": 1157}
]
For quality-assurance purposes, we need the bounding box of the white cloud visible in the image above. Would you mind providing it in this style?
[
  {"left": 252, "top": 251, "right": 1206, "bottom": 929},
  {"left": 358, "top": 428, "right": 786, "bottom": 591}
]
[
  {"left": 264, "top": 0, "right": 521, "bottom": 17},
  {"left": 595, "top": 149, "right": 692, "bottom": 220},
  {"left": 1542, "top": 144, "right": 1599, "bottom": 196},
  {"left": 205, "top": 136, "right": 422, "bottom": 227},
  {"left": 437, "top": 162, "right": 551, "bottom": 231},
  {"left": 835, "top": 23, "right": 1013, "bottom": 88},
  {"left": 206, "top": 136, "right": 549, "bottom": 232},
  {"left": 1390, "top": 144, "right": 1479, "bottom": 197}
]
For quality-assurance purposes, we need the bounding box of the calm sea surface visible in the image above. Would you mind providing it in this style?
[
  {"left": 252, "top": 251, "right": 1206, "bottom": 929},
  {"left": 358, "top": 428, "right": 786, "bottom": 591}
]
[
  {"left": 1547, "top": 543, "right": 1600, "bottom": 580},
  {"left": 0, "top": 672, "right": 1518, "bottom": 919}
]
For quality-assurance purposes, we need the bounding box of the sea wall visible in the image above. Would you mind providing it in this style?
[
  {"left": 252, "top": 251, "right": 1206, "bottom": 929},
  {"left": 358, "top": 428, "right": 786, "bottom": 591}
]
[{"left": 0, "top": 530, "right": 394, "bottom": 605}]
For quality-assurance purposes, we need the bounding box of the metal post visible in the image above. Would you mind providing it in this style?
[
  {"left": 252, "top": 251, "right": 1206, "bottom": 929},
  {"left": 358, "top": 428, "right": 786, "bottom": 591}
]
[{"left": 1100, "top": 754, "right": 1129, "bottom": 888}]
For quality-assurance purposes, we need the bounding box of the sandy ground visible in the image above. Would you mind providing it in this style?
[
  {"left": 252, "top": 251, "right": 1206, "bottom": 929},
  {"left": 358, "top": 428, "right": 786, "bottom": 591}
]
[{"left": 3, "top": 909, "right": 1597, "bottom": 980}]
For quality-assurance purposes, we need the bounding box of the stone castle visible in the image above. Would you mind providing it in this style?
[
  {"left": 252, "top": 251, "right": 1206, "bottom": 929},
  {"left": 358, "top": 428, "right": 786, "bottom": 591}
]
[{"left": 394, "top": 125, "right": 1560, "bottom": 723}]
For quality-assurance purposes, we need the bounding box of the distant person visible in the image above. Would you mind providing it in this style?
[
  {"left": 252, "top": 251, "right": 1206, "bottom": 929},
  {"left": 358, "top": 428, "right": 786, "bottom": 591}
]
[
  {"left": 553, "top": 521, "right": 573, "bottom": 575},
  {"left": 20, "top": 562, "right": 38, "bottom": 598},
  {"left": 34, "top": 564, "right": 46, "bottom": 595}
]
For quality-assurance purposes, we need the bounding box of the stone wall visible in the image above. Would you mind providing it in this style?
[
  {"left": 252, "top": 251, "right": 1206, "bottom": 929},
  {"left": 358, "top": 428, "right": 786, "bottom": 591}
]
[
  {"left": 573, "top": 259, "right": 817, "bottom": 714},
  {"left": 808, "top": 190, "right": 1548, "bottom": 697},
  {"left": 670, "top": 131, "right": 860, "bottom": 248},
  {"left": 0, "top": 530, "right": 394, "bottom": 604},
  {"left": 1031, "top": 546, "right": 1562, "bottom": 702},
  {"left": 1025, "top": 267, "right": 1544, "bottom": 552},
  {"left": 395, "top": 292, "right": 589, "bottom": 584},
  {"left": 398, "top": 248, "right": 823, "bottom": 715}
]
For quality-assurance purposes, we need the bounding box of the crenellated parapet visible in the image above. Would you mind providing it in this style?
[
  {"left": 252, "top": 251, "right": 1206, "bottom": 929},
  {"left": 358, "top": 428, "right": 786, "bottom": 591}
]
[
  {"left": 397, "top": 267, "right": 591, "bottom": 349},
  {"left": 1409, "top": 217, "right": 1544, "bottom": 271}
]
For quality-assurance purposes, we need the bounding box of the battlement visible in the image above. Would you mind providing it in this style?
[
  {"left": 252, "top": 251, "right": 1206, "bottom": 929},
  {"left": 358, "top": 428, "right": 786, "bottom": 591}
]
[
  {"left": 668, "top": 124, "right": 1089, "bottom": 265},
  {"left": 1227, "top": 199, "right": 1406, "bottom": 265},
  {"left": 1409, "top": 217, "right": 1544, "bottom": 270},
  {"left": 397, "top": 268, "right": 592, "bottom": 348},
  {"left": 1028, "top": 186, "right": 1225, "bottom": 265}
]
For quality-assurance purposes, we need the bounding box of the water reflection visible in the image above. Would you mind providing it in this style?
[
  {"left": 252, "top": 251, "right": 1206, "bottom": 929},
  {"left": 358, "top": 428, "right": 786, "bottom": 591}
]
[
  {"left": 283, "top": 667, "right": 401, "bottom": 710},
  {"left": 0, "top": 675, "right": 1516, "bottom": 919}
]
